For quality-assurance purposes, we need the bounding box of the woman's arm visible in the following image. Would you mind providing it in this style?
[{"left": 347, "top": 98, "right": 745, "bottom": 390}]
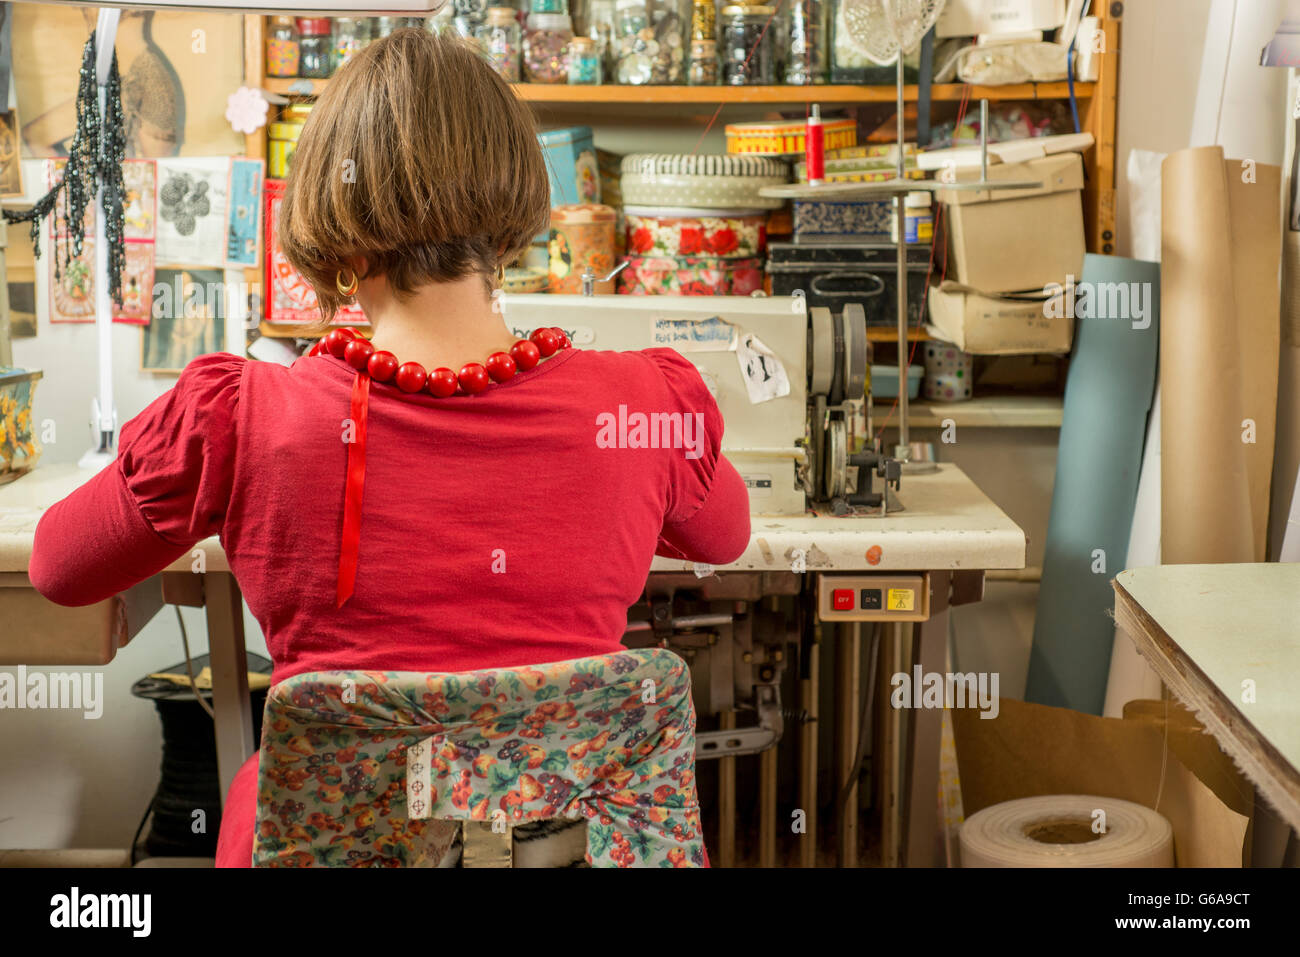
[
  {"left": 656, "top": 455, "right": 751, "bottom": 565},
  {"left": 29, "top": 354, "right": 242, "bottom": 607},
  {"left": 29, "top": 462, "right": 191, "bottom": 606}
]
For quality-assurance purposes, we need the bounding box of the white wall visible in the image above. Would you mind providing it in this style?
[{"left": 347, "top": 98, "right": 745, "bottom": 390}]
[{"left": 4, "top": 251, "right": 266, "bottom": 852}]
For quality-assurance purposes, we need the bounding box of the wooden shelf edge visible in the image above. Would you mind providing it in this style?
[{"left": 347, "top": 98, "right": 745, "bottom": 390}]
[
  {"left": 262, "top": 77, "right": 1094, "bottom": 104},
  {"left": 873, "top": 394, "right": 1064, "bottom": 429}
]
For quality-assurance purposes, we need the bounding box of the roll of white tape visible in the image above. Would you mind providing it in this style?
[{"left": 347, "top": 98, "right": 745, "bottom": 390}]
[{"left": 960, "top": 795, "right": 1174, "bottom": 868}]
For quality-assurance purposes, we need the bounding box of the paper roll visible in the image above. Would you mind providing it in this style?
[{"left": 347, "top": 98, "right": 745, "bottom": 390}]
[
  {"left": 960, "top": 795, "right": 1174, "bottom": 868},
  {"left": 1026, "top": 255, "right": 1158, "bottom": 714}
]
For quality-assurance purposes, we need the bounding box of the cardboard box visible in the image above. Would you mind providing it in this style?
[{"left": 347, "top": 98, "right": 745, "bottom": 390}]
[
  {"left": 936, "top": 152, "right": 1085, "bottom": 294},
  {"left": 927, "top": 281, "right": 1074, "bottom": 355},
  {"left": 937, "top": 0, "right": 1066, "bottom": 38}
]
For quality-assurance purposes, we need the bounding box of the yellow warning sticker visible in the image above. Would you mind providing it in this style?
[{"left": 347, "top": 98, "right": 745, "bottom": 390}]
[{"left": 887, "top": 588, "right": 915, "bottom": 611}]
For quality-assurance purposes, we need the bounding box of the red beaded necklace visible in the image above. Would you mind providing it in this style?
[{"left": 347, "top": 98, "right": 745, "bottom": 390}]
[
  {"left": 307, "top": 324, "right": 572, "bottom": 395},
  {"left": 311, "top": 324, "right": 574, "bottom": 607}
]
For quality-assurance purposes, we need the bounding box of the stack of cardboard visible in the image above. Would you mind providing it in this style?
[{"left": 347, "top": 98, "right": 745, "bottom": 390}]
[{"left": 927, "top": 152, "right": 1086, "bottom": 354}]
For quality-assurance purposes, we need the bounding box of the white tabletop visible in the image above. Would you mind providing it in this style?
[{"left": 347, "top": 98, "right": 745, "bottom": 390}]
[
  {"left": 2, "top": 462, "right": 1024, "bottom": 576},
  {"left": 1113, "top": 563, "right": 1300, "bottom": 831},
  {"left": 662, "top": 462, "right": 1026, "bottom": 572},
  {"left": 0, "top": 464, "right": 227, "bottom": 574}
]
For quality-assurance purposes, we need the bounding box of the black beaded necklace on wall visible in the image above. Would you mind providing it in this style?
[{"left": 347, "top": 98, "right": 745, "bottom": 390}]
[{"left": 3, "top": 29, "right": 127, "bottom": 306}]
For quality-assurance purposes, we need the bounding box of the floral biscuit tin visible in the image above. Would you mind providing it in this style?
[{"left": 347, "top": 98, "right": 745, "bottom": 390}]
[
  {"left": 625, "top": 212, "right": 767, "bottom": 259},
  {"left": 549, "top": 203, "right": 617, "bottom": 294},
  {"left": 616, "top": 255, "right": 764, "bottom": 296}
]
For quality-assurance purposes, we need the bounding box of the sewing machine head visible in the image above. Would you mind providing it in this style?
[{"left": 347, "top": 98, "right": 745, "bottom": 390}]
[{"left": 501, "top": 293, "right": 900, "bottom": 517}]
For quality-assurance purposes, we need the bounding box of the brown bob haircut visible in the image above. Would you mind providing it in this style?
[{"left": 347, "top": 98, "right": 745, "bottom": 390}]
[{"left": 277, "top": 28, "right": 551, "bottom": 321}]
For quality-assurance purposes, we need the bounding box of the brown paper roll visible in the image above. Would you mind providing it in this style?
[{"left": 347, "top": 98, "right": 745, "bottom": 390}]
[
  {"left": 1227, "top": 160, "right": 1282, "bottom": 560},
  {"left": 1160, "top": 147, "right": 1280, "bottom": 564}
]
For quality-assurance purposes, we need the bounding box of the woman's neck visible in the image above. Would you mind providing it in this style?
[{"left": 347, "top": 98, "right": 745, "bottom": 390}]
[{"left": 356, "top": 274, "right": 518, "bottom": 371}]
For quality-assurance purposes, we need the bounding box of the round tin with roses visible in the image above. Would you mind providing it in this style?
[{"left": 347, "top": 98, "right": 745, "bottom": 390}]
[
  {"left": 624, "top": 211, "right": 767, "bottom": 260},
  {"left": 549, "top": 204, "right": 617, "bottom": 294},
  {"left": 616, "top": 255, "right": 764, "bottom": 296}
]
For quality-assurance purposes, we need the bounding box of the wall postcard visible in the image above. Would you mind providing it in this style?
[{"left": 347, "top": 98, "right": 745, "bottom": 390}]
[
  {"left": 226, "top": 157, "right": 264, "bottom": 268},
  {"left": 143, "top": 267, "right": 226, "bottom": 373},
  {"left": 156, "top": 157, "right": 229, "bottom": 267}
]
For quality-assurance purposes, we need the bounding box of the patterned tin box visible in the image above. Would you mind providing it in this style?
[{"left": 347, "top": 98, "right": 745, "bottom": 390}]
[
  {"left": 539, "top": 126, "right": 601, "bottom": 207},
  {"left": 793, "top": 200, "right": 893, "bottom": 243},
  {"left": 0, "top": 367, "right": 43, "bottom": 483},
  {"left": 616, "top": 255, "right": 765, "bottom": 296},
  {"left": 549, "top": 204, "right": 617, "bottom": 294},
  {"left": 265, "top": 179, "right": 367, "bottom": 325},
  {"left": 539, "top": 126, "right": 601, "bottom": 242},
  {"left": 624, "top": 211, "right": 767, "bottom": 259},
  {"left": 766, "top": 242, "right": 932, "bottom": 325},
  {"left": 620, "top": 154, "right": 789, "bottom": 210},
  {"left": 724, "top": 118, "right": 858, "bottom": 156}
]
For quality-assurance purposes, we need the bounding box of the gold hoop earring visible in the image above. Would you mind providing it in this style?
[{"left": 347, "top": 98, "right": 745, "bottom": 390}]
[
  {"left": 496, "top": 263, "right": 506, "bottom": 285},
  {"left": 336, "top": 269, "right": 358, "bottom": 297}
]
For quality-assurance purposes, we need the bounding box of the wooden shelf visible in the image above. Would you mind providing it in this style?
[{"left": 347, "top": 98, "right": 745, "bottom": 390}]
[
  {"left": 866, "top": 327, "right": 931, "bottom": 342},
  {"left": 873, "top": 393, "right": 1063, "bottom": 429},
  {"left": 263, "top": 77, "right": 1094, "bottom": 104}
]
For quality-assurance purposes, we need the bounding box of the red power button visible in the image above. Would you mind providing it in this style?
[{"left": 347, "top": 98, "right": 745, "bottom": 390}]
[{"left": 832, "top": 589, "right": 855, "bottom": 611}]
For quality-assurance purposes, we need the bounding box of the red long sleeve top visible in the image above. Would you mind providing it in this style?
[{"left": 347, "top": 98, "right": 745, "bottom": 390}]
[{"left": 29, "top": 345, "right": 751, "bottom": 866}]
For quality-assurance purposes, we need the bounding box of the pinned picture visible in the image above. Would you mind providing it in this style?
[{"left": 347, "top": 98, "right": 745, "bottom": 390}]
[
  {"left": 113, "top": 243, "right": 156, "bottom": 325},
  {"left": 142, "top": 268, "right": 226, "bottom": 373},
  {"left": 6, "top": 223, "right": 37, "bottom": 338},
  {"left": 49, "top": 237, "right": 96, "bottom": 323},
  {"left": 226, "top": 157, "right": 263, "bottom": 268},
  {"left": 123, "top": 159, "right": 158, "bottom": 241},
  {"left": 0, "top": 110, "right": 22, "bottom": 198},
  {"left": 156, "top": 158, "right": 229, "bottom": 267}
]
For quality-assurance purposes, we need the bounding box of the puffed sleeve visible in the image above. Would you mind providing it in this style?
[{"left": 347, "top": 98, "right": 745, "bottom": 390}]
[
  {"left": 646, "top": 349, "right": 751, "bottom": 564},
  {"left": 30, "top": 353, "right": 243, "bottom": 606}
]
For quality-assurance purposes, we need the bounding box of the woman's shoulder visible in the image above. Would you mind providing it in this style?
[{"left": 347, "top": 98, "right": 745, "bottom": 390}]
[
  {"left": 568, "top": 347, "right": 711, "bottom": 398},
  {"left": 147, "top": 352, "right": 246, "bottom": 427}
]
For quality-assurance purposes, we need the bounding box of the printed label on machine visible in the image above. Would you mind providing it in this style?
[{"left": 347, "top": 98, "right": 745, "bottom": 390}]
[
  {"left": 736, "top": 333, "right": 791, "bottom": 404},
  {"left": 887, "top": 588, "right": 915, "bottom": 611},
  {"left": 649, "top": 316, "right": 737, "bottom": 352},
  {"left": 742, "top": 473, "right": 773, "bottom": 497},
  {"left": 510, "top": 324, "right": 595, "bottom": 345}
]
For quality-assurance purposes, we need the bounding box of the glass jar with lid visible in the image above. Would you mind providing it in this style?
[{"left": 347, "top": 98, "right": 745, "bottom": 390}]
[
  {"left": 453, "top": 0, "right": 490, "bottom": 39},
  {"left": 785, "top": 0, "right": 827, "bottom": 84},
  {"left": 688, "top": 39, "right": 718, "bottom": 85},
  {"left": 296, "top": 18, "right": 333, "bottom": 78},
  {"left": 333, "top": 17, "right": 370, "bottom": 71},
  {"left": 576, "top": 0, "right": 617, "bottom": 75},
  {"left": 266, "top": 16, "right": 300, "bottom": 78},
  {"left": 568, "top": 36, "right": 602, "bottom": 83},
  {"left": 720, "top": 5, "right": 776, "bottom": 85},
  {"left": 477, "top": 7, "right": 523, "bottom": 82},
  {"left": 613, "top": 0, "right": 687, "bottom": 85},
  {"left": 523, "top": 12, "right": 573, "bottom": 83}
]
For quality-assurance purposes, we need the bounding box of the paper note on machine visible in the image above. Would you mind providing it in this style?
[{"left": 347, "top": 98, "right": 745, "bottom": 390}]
[{"left": 649, "top": 316, "right": 738, "bottom": 351}]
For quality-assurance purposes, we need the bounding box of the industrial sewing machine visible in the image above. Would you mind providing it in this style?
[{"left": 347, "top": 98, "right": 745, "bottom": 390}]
[{"left": 502, "top": 292, "right": 904, "bottom": 777}]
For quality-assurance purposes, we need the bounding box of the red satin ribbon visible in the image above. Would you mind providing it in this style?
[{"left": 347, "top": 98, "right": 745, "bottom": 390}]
[{"left": 337, "top": 371, "right": 370, "bottom": 607}]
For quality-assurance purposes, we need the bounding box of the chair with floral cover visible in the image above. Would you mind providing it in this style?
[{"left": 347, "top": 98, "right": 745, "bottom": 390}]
[{"left": 252, "top": 647, "right": 708, "bottom": 867}]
